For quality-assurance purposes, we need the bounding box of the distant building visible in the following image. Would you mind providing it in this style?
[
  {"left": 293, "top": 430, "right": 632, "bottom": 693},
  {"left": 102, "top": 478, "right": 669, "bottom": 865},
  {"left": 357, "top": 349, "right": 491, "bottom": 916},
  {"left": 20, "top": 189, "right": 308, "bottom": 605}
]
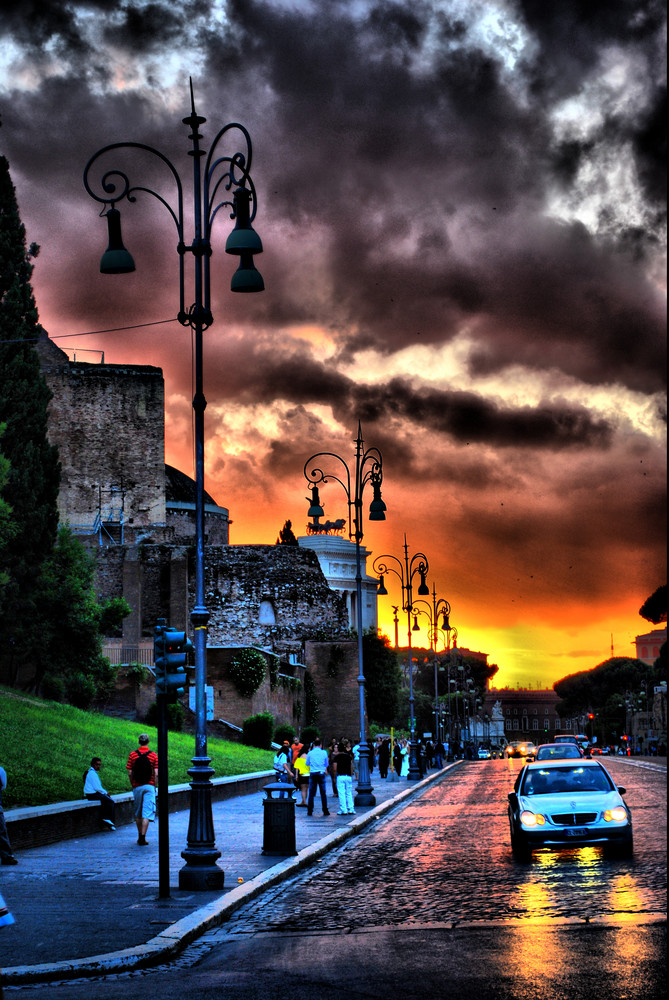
[
  {"left": 298, "top": 530, "right": 379, "bottom": 632},
  {"left": 484, "top": 687, "right": 563, "bottom": 740},
  {"left": 634, "top": 628, "right": 666, "bottom": 665}
]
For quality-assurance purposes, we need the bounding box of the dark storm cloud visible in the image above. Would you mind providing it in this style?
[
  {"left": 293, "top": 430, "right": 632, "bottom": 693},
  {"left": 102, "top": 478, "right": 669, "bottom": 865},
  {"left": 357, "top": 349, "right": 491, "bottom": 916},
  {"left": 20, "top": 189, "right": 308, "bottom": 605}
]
[
  {"left": 0, "top": 0, "right": 665, "bottom": 395},
  {"left": 2, "top": 0, "right": 93, "bottom": 53},
  {"left": 102, "top": 2, "right": 200, "bottom": 52},
  {"left": 194, "top": 0, "right": 666, "bottom": 391},
  {"left": 203, "top": 338, "right": 613, "bottom": 451}
]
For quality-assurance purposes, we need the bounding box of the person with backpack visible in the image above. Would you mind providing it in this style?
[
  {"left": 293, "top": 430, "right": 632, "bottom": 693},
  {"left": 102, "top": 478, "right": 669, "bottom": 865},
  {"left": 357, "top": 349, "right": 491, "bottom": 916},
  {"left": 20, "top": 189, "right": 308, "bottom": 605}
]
[
  {"left": 83, "top": 757, "right": 116, "bottom": 830},
  {"left": 126, "top": 734, "right": 158, "bottom": 846}
]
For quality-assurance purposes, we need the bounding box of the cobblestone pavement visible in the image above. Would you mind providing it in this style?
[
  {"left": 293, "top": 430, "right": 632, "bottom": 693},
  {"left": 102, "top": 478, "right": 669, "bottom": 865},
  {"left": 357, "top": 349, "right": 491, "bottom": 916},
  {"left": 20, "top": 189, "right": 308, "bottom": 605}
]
[
  {"left": 0, "top": 770, "right": 419, "bottom": 970},
  {"left": 5, "top": 757, "right": 665, "bottom": 1000},
  {"left": 218, "top": 756, "right": 667, "bottom": 932}
]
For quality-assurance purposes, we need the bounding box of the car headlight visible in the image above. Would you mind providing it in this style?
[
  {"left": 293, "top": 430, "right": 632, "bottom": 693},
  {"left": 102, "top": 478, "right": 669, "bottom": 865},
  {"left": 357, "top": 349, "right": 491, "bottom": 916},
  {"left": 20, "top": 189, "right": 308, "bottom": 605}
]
[
  {"left": 520, "top": 810, "right": 546, "bottom": 826},
  {"left": 604, "top": 806, "right": 628, "bottom": 822}
]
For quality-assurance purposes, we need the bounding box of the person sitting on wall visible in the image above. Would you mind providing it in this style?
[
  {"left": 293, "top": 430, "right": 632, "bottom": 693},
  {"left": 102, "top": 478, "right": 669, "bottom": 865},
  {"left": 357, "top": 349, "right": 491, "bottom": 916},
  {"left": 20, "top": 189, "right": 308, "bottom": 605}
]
[{"left": 83, "top": 757, "right": 116, "bottom": 830}]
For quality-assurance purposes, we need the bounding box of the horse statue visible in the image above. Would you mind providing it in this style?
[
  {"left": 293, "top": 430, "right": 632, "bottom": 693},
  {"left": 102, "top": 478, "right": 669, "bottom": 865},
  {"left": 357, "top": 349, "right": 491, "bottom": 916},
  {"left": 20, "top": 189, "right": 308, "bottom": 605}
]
[{"left": 307, "top": 517, "right": 346, "bottom": 535}]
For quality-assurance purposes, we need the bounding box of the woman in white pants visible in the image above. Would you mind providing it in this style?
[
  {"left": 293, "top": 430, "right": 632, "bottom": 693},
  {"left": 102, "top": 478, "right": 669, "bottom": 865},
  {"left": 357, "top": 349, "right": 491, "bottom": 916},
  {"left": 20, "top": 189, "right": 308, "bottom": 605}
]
[{"left": 331, "top": 741, "right": 356, "bottom": 815}]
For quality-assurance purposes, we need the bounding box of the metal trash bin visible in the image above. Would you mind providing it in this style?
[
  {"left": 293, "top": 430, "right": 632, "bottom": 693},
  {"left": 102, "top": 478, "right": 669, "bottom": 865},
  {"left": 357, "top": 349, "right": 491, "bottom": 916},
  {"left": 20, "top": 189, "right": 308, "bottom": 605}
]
[{"left": 262, "top": 781, "right": 297, "bottom": 856}]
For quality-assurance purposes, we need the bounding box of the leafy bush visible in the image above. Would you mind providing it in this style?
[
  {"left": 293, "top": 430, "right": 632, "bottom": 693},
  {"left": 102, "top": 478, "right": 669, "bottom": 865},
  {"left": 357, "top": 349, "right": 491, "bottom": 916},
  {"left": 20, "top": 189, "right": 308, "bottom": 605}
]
[
  {"left": 299, "top": 725, "right": 320, "bottom": 747},
  {"left": 242, "top": 711, "right": 274, "bottom": 750},
  {"left": 125, "top": 663, "right": 148, "bottom": 687},
  {"left": 41, "top": 674, "right": 65, "bottom": 702},
  {"left": 228, "top": 648, "right": 266, "bottom": 698},
  {"left": 274, "top": 723, "right": 296, "bottom": 744},
  {"left": 144, "top": 700, "right": 185, "bottom": 732},
  {"left": 64, "top": 672, "right": 97, "bottom": 710}
]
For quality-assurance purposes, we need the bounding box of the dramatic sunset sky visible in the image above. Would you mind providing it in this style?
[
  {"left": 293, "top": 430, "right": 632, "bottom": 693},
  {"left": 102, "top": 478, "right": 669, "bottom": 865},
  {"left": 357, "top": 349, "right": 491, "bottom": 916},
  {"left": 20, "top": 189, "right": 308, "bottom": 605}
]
[{"left": 1, "top": 0, "right": 666, "bottom": 688}]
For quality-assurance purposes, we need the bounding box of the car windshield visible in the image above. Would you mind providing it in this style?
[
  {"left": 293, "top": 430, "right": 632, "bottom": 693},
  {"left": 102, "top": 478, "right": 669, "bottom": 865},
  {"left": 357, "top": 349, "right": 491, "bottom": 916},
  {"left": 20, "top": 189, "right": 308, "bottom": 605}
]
[
  {"left": 536, "top": 746, "right": 581, "bottom": 760},
  {"left": 521, "top": 766, "right": 613, "bottom": 795}
]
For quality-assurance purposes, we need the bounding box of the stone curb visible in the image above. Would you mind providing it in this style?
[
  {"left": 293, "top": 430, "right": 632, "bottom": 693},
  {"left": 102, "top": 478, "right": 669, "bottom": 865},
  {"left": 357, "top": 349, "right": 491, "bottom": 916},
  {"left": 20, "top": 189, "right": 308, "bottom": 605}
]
[{"left": 2, "top": 764, "right": 458, "bottom": 985}]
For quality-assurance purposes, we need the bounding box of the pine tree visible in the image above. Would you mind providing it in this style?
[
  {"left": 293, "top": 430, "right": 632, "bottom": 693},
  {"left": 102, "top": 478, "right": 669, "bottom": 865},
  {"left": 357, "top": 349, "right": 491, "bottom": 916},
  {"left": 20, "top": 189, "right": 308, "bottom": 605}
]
[
  {"left": 276, "top": 519, "right": 298, "bottom": 545},
  {"left": 0, "top": 155, "right": 61, "bottom": 686}
]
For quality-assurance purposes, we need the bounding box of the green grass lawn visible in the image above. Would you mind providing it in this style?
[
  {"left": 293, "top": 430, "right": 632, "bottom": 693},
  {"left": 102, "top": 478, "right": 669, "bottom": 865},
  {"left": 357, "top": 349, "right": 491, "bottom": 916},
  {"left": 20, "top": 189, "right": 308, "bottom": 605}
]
[{"left": 0, "top": 688, "right": 274, "bottom": 809}]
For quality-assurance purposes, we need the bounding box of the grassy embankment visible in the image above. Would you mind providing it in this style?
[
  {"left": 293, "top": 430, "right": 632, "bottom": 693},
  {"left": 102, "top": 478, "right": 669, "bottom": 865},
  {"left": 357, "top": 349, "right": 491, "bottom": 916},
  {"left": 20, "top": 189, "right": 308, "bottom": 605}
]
[{"left": 0, "top": 687, "right": 273, "bottom": 809}]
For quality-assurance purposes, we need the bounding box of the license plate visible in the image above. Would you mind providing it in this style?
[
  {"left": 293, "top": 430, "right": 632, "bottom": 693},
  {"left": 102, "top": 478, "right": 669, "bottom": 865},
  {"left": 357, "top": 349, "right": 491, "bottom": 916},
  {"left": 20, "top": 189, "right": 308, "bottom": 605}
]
[{"left": 565, "top": 828, "right": 589, "bottom": 837}]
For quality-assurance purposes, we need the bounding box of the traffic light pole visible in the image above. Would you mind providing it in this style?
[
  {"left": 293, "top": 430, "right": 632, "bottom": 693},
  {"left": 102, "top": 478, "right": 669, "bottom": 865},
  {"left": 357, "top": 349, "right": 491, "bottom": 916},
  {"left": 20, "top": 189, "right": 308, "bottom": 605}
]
[
  {"left": 154, "top": 621, "right": 192, "bottom": 897},
  {"left": 157, "top": 694, "right": 170, "bottom": 898}
]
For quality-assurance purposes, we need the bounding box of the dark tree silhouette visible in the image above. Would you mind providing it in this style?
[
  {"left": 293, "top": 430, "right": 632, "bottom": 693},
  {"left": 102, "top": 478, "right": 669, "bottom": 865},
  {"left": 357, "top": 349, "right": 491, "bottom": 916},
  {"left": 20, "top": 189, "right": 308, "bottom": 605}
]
[
  {"left": 276, "top": 519, "right": 298, "bottom": 545},
  {"left": 639, "top": 585, "right": 667, "bottom": 624}
]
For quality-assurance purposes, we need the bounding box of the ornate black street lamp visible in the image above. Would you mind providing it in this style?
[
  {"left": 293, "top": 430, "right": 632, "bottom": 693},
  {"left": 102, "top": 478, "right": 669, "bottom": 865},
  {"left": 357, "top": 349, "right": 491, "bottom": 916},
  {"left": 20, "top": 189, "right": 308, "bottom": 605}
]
[
  {"left": 373, "top": 538, "right": 429, "bottom": 780},
  {"left": 304, "top": 422, "right": 386, "bottom": 805},
  {"left": 413, "top": 584, "right": 452, "bottom": 750},
  {"left": 84, "top": 83, "right": 264, "bottom": 890}
]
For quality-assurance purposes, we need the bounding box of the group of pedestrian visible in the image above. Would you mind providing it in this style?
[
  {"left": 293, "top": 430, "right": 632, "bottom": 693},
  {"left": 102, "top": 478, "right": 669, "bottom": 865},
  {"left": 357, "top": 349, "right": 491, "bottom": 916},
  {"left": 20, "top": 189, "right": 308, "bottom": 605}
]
[{"left": 272, "top": 735, "right": 362, "bottom": 817}]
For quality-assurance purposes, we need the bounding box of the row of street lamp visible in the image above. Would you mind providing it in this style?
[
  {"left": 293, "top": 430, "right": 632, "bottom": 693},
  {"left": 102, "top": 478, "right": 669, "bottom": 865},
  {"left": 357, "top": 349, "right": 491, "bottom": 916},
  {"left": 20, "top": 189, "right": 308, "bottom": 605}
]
[{"left": 83, "top": 90, "right": 477, "bottom": 891}]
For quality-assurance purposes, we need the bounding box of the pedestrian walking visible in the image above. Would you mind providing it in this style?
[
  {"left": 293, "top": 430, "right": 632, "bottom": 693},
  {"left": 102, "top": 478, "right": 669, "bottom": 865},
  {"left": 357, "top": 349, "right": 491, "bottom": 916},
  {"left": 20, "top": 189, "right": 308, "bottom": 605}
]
[
  {"left": 83, "top": 757, "right": 116, "bottom": 830},
  {"left": 378, "top": 738, "right": 391, "bottom": 779},
  {"left": 425, "top": 740, "right": 434, "bottom": 769},
  {"left": 392, "top": 739, "right": 403, "bottom": 777},
  {"left": 305, "top": 738, "right": 330, "bottom": 816},
  {"left": 327, "top": 738, "right": 339, "bottom": 797},
  {"left": 332, "top": 740, "right": 356, "bottom": 815},
  {"left": 290, "top": 736, "right": 303, "bottom": 764},
  {"left": 400, "top": 739, "right": 410, "bottom": 778},
  {"left": 293, "top": 744, "right": 310, "bottom": 806},
  {"left": 434, "top": 740, "right": 445, "bottom": 769},
  {"left": 126, "top": 734, "right": 158, "bottom": 846},
  {"left": 0, "top": 766, "right": 17, "bottom": 866}
]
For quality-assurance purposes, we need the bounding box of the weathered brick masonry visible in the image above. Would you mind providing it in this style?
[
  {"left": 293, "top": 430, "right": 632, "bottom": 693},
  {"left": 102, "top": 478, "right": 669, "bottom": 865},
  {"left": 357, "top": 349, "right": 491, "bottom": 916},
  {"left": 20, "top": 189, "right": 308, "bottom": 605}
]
[
  {"left": 35, "top": 335, "right": 362, "bottom": 738},
  {"left": 37, "top": 335, "right": 165, "bottom": 538}
]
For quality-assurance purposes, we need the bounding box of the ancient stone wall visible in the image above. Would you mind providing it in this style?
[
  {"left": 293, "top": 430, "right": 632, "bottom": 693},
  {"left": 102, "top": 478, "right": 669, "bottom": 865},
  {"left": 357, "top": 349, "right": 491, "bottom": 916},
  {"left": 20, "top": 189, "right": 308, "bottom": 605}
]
[
  {"left": 38, "top": 348, "right": 166, "bottom": 533},
  {"left": 205, "top": 647, "right": 305, "bottom": 732},
  {"left": 93, "top": 542, "right": 349, "bottom": 649},
  {"left": 304, "top": 640, "right": 365, "bottom": 743}
]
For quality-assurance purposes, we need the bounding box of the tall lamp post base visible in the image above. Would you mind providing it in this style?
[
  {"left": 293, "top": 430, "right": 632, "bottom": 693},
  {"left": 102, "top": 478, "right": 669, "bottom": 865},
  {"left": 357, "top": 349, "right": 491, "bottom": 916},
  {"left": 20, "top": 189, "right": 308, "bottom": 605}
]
[
  {"left": 408, "top": 740, "right": 422, "bottom": 781},
  {"left": 178, "top": 758, "right": 224, "bottom": 890},
  {"left": 354, "top": 742, "right": 376, "bottom": 806}
]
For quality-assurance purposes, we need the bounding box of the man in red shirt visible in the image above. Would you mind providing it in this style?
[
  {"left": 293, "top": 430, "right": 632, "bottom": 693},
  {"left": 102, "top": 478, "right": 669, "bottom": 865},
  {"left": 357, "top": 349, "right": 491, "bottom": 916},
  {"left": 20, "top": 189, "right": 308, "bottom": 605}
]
[
  {"left": 126, "top": 734, "right": 158, "bottom": 846},
  {"left": 290, "top": 736, "right": 303, "bottom": 764}
]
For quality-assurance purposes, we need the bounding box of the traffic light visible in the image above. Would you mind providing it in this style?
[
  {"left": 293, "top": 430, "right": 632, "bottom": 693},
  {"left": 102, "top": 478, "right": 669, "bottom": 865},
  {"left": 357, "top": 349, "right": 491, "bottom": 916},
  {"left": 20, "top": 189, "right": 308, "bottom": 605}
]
[
  {"left": 588, "top": 713, "right": 594, "bottom": 721},
  {"left": 154, "top": 626, "right": 192, "bottom": 701},
  {"left": 544, "top": 718, "right": 549, "bottom": 732}
]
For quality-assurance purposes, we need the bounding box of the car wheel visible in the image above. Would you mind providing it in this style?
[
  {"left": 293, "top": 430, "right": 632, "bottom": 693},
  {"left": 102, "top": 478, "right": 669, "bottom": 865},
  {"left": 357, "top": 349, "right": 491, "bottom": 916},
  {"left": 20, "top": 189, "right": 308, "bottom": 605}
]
[
  {"left": 510, "top": 828, "right": 532, "bottom": 861},
  {"left": 605, "top": 832, "right": 633, "bottom": 859}
]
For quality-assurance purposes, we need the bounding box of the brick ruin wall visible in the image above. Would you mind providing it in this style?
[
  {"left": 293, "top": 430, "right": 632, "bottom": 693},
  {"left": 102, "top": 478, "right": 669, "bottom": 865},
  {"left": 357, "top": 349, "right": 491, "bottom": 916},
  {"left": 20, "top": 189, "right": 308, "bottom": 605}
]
[
  {"left": 304, "top": 640, "right": 365, "bottom": 744},
  {"left": 94, "top": 542, "right": 350, "bottom": 648},
  {"left": 40, "top": 357, "right": 166, "bottom": 533}
]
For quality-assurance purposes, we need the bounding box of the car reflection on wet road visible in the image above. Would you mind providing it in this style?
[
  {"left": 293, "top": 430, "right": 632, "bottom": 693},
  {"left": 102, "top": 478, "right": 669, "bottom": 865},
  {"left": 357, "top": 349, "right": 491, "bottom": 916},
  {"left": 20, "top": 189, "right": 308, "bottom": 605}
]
[
  {"left": 16, "top": 756, "right": 666, "bottom": 1000},
  {"left": 230, "top": 755, "right": 665, "bottom": 928}
]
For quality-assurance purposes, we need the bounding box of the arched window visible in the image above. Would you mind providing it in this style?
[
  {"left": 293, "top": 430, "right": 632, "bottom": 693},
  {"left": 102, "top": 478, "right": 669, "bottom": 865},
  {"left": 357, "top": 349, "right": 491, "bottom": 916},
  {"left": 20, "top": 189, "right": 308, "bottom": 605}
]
[{"left": 259, "top": 599, "right": 276, "bottom": 625}]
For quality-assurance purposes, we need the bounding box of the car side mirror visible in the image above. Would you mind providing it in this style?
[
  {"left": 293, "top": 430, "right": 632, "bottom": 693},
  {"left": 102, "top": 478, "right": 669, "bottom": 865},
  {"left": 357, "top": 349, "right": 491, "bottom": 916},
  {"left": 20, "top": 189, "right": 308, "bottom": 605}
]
[
  {"left": 507, "top": 792, "right": 515, "bottom": 802},
  {"left": 617, "top": 786, "right": 626, "bottom": 795}
]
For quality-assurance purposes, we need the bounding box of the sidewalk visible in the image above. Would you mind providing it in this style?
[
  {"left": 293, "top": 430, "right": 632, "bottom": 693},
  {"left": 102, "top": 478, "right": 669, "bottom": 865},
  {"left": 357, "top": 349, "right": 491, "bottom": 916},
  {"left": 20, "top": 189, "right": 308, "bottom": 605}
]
[{"left": 0, "top": 765, "right": 457, "bottom": 986}]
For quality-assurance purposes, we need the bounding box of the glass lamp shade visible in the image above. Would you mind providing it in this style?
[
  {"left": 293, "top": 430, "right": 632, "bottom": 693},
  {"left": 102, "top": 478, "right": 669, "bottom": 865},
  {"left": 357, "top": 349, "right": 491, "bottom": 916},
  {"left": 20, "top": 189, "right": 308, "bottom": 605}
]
[
  {"left": 100, "top": 208, "right": 135, "bottom": 274},
  {"left": 231, "top": 253, "right": 264, "bottom": 292}
]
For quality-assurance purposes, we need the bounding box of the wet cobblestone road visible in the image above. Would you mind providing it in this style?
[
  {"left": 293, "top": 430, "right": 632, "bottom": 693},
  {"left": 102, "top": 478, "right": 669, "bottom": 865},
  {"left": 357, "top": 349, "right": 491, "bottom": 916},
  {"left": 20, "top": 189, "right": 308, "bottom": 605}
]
[
  {"left": 224, "top": 756, "right": 667, "bottom": 931},
  {"left": 7, "top": 758, "right": 665, "bottom": 1000}
]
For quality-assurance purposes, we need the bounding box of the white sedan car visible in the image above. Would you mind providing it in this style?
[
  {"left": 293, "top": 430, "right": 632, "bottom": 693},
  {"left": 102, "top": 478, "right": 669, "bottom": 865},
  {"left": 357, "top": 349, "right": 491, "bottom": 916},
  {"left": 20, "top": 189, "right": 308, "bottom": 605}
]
[{"left": 507, "top": 759, "right": 633, "bottom": 860}]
